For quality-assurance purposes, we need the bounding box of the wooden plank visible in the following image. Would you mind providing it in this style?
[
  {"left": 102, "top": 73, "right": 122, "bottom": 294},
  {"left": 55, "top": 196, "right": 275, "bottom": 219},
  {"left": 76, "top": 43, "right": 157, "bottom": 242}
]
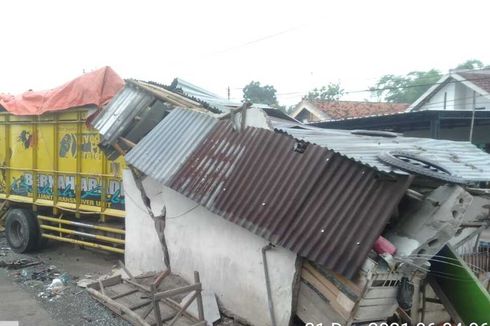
[
  {"left": 119, "top": 260, "right": 135, "bottom": 280},
  {"left": 296, "top": 282, "right": 347, "bottom": 324},
  {"left": 301, "top": 268, "right": 354, "bottom": 315},
  {"left": 154, "top": 284, "right": 201, "bottom": 300},
  {"left": 193, "top": 272, "right": 205, "bottom": 321},
  {"left": 153, "top": 270, "right": 170, "bottom": 288},
  {"left": 165, "top": 298, "right": 201, "bottom": 322},
  {"left": 168, "top": 292, "right": 197, "bottom": 326},
  {"left": 111, "top": 288, "right": 139, "bottom": 300},
  {"left": 354, "top": 303, "right": 398, "bottom": 321},
  {"left": 358, "top": 296, "right": 397, "bottom": 307},
  {"left": 87, "top": 275, "right": 122, "bottom": 289},
  {"left": 304, "top": 262, "right": 361, "bottom": 297},
  {"left": 129, "top": 300, "right": 152, "bottom": 311},
  {"left": 124, "top": 278, "right": 152, "bottom": 293},
  {"left": 136, "top": 272, "right": 158, "bottom": 280},
  {"left": 141, "top": 303, "right": 154, "bottom": 320},
  {"left": 364, "top": 286, "right": 398, "bottom": 299},
  {"left": 302, "top": 267, "right": 339, "bottom": 297},
  {"left": 151, "top": 283, "right": 163, "bottom": 326},
  {"left": 87, "top": 288, "right": 151, "bottom": 326},
  {"left": 98, "top": 280, "right": 106, "bottom": 296}
]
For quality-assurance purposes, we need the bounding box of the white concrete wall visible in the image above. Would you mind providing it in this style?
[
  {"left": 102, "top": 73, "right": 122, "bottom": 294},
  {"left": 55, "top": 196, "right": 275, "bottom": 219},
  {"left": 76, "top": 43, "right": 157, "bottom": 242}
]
[
  {"left": 419, "top": 81, "right": 490, "bottom": 111},
  {"left": 461, "top": 84, "right": 490, "bottom": 110},
  {"left": 420, "top": 83, "right": 455, "bottom": 111},
  {"left": 123, "top": 169, "right": 298, "bottom": 326}
]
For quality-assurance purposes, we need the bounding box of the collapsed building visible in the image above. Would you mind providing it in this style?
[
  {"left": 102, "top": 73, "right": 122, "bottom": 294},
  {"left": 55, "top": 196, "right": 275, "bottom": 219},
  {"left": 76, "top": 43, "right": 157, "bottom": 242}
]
[{"left": 89, "top": 78, "right": 490, "bottom": 325}]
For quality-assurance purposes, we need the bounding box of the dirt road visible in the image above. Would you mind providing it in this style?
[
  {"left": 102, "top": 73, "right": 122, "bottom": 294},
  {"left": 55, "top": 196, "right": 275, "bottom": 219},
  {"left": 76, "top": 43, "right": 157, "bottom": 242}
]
[{"left": 0, "top": 231, "right": 130, "bottom": 326}]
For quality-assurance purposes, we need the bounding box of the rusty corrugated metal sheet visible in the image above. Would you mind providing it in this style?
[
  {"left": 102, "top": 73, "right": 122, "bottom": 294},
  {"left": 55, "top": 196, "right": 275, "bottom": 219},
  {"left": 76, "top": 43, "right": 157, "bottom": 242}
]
[{"left": 167, "top": 120, "right": 412, "bottom": 278}]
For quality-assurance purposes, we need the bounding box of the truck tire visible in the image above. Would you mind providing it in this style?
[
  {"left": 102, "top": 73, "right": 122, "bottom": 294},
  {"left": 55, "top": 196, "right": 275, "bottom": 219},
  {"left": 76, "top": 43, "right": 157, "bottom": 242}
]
[{"left": 5, "top": 208, "right": 40, "bottom": 253}]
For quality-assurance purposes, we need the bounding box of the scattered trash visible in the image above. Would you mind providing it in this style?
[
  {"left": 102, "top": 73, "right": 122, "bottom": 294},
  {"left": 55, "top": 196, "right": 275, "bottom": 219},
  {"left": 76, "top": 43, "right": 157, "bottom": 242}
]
[
  {"left": 77, "top": 278, "right": 94, "bottom": 288},
  {"left": 47, "top": 278, "right": 64, "bottom": 295},
  {"left": 20, "top": 268, "right": 33, "bottom": 279},
  {"left": 0, "top": 258, "right": 42, "bottom": 270},
  {"left": 59, "top": 272, "right": 71, "bottom": 285},
  {"left": 24, "top": 280, "right": 44, "bottom": 288}
]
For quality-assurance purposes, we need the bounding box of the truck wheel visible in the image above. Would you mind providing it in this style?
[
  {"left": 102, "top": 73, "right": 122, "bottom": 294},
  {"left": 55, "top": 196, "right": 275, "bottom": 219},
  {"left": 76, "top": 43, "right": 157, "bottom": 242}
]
[{"left": 5, "top": 208, "right": 39, "bottom": 253}]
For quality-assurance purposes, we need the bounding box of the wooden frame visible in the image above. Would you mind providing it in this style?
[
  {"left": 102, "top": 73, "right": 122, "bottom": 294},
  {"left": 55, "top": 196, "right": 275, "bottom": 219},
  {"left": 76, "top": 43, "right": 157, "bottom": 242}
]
[{"left": 87, "top": 267, "right": 206, "bottom": 326}]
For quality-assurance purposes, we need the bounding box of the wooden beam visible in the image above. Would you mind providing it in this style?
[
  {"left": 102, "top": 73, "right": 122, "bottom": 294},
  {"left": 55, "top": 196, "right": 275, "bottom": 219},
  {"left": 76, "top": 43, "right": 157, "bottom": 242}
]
[
  {"left": 87, "top": 288, "right": 151, "bottom": 326},
  {"left": 168, "top": 292, "right": 198, "bottom": 326},
  {"left": 119, "top": 137, "right": 136, "bottom": 148},
  {"left": 119, "top": 260, "right": 135, "bottom": 280},
  {"left": 194, "top": 272, "right": 205, "bottom": 321},
  {"left": 111, "top": 288, "right": 139, "bottom": 300},
  {"left": 124, "top": 279, "right": 151, "bottom": 294},
  {"left": 154, "top": 283, "right": 201, "bottom": 300},
  {"left": 153, "top": 270, "right": 170, "bottom": 289}
]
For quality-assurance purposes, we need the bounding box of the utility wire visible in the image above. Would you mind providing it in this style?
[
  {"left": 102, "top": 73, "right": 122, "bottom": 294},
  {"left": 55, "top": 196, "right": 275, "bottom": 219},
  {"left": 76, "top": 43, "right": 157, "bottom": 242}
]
[
  {"left": 205, "top": 24, "right": 306, "bottom": 56},
  {"left": 271, "top": 75, "right": 490, "bottom": 97},
  {"left": 232, "top": 72, "right": 490, "bottom": 97}
]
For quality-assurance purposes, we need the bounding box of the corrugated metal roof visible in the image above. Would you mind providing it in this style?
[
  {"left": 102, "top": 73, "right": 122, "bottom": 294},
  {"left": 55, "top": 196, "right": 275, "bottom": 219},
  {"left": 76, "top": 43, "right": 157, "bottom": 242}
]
[
  {"left": 272, "top": 119, "right": 490, "bottom": 182},
  {"left": 92, "top": 83, "right": 156, "bottom": 144},
  {"left": 170, "top": 78, "right": 275, "bottom": 113},
  {"left": 125, "top": 109, "right": 218, "bottom": 184},
  {"left": 170, "top": 78, "right": 233, "bottom": 113},
  {"left": 126, "top": 108, "right": 412, "bottom": 278}
]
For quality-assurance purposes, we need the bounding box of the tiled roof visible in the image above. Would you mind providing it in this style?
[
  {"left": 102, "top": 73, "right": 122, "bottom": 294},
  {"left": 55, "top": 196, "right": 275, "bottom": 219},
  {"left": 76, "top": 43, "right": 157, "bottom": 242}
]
[
  {"left": 458, "top": 70, "right": 490, "bottom": 93},
  {"left": 310, "top": 100, "right": 409, "bottom": 120}
]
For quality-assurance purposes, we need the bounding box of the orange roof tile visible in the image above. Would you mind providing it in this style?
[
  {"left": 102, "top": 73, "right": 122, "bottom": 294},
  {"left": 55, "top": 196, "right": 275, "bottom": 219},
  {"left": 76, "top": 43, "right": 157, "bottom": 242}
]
[{"left": 310, "top": 100, "right": 409, "bottom": 120}]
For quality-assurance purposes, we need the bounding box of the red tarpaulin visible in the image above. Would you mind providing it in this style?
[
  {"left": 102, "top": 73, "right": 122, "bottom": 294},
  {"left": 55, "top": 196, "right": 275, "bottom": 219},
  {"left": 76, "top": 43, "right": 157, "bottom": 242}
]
[{"left": 0, "top": 66, "right": 125, "bottom": 116}]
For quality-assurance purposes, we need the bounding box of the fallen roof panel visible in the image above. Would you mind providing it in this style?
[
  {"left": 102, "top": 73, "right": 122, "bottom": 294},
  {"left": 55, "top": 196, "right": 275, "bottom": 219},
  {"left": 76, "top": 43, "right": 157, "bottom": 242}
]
[{"left": 126, "top": 108, "right": 412, "bottom": 278}]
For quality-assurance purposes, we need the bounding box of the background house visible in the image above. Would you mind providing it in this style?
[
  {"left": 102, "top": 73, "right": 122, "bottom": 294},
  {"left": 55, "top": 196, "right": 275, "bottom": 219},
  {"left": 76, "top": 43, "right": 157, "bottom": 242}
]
[
  {"left": 291, "top": 99, "right": 409, "bottom": 122},
  {"left": 310, "top": 69, "right": 490, "bottom": 152},
  {"left": 408, "top": 69, "right": 490, "bottom": 111}
]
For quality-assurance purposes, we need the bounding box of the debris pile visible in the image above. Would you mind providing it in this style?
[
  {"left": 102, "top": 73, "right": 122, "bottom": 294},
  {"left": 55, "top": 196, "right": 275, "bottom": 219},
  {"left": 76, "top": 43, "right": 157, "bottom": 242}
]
[{"left": 87, "top": 78, "right": 490, "bottom": 325}]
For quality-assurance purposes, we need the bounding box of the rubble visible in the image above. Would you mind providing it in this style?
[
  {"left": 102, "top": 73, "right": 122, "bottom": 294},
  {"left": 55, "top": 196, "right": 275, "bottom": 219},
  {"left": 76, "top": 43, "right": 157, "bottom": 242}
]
[
  {"left": 0, "top": 258, "right": 42, "bottom": 269},
  {"left": 0, "top": 231, "right": 132, "bottom": 325},
  {"left": 87, "top": 79, "right": 490, "bottom": 325}
]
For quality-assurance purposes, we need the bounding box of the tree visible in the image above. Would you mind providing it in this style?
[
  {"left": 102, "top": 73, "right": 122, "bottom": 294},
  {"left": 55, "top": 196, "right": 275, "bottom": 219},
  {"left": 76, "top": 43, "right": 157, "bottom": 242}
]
[
  {"left": 370, "top": 59, "right": 489, "bottom": 103},
  {"left": 242, "top": 81, "right": 278, "bottom": 106},
  {"left": 370, "top": 69, "right": 442, "bottom": 103},
  {"left": 304, "top": 82, "right": 344, "bottom": 102},
  {"left": 456, "top": 59, "right": 485, "bottom": 70}
]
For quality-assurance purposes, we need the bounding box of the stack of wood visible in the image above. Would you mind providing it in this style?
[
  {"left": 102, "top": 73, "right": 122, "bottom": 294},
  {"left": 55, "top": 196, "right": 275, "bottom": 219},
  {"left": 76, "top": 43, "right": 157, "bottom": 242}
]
[{"left": 297, "top": 260, "right": 403, "bottom": 325}]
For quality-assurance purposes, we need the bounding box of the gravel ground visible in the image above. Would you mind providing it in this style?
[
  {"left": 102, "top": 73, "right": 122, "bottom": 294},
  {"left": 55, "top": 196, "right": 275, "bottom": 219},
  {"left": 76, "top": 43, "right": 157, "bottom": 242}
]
[
  {"left": 0, "top": 231, "right": 131, "bottom": 326},
  {"left": 0, "top": 232, "right": 251, "bottom": 326}
]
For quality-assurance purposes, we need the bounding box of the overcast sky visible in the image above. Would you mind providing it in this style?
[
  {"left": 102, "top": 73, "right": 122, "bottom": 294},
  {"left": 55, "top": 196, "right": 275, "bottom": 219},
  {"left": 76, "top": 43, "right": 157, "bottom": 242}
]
[{"left": 1, "top": 0, "right": 489, "bottom": 106}]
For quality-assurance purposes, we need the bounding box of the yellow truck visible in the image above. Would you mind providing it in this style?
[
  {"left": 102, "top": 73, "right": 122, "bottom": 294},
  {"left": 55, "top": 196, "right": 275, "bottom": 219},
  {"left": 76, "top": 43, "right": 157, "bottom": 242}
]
[
  {"left": 1, "top": 69, "right": 205, "bottom": 256},
  {"left": 0, "top": 67, "right": 127, "bottom": 254},
  {"left": 1, "top": 108, "right": 126, "bottom": 254}
]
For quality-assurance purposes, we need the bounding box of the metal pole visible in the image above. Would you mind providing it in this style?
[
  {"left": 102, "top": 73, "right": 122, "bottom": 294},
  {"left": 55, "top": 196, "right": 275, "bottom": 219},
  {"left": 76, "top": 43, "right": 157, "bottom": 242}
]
[
  {"left": 469, "top": 91, "right": 476, "bottom": 143},
  {"left": 261, "top": 244, "right": 277, "bottom": 326}
]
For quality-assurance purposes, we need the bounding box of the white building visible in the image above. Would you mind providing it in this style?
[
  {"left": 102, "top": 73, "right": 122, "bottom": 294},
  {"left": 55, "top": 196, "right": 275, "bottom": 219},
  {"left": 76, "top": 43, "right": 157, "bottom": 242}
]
[{"left": 408, "top": 69, "right": 490, "bottom": 112}]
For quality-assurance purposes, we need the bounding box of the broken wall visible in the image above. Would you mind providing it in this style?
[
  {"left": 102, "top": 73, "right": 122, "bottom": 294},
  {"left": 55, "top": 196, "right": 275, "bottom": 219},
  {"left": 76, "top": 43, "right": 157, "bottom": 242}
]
[{"left": 123, "top": 169, "right": 297, "bottom": 326}]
